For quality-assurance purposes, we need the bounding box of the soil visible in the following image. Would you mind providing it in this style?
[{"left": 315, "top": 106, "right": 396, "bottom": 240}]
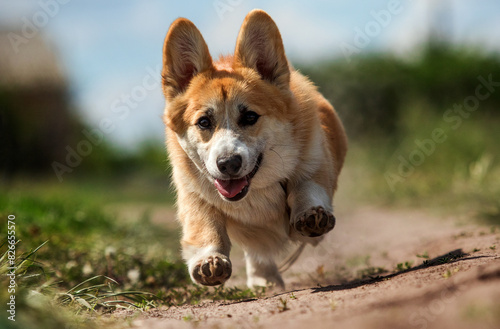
[{"left": 113, "top": 205, "right": 500, "bottom": 329}]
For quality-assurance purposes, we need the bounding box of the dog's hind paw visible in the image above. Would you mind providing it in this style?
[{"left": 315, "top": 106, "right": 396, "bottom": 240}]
[
  {"left": 293, "top": 206, "right": 336, "bottom": 237},
  {"left": 192, "top": 255, "right": 232, "bottom": 286}
]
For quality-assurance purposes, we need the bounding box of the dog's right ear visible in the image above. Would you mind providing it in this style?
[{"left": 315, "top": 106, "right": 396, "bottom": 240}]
[{"left": 162, "top": 18, "right": 213, "bottom": 100}]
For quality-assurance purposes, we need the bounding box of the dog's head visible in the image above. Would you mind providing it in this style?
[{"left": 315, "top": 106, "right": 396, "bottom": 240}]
[{"left": 162, "top": 10, "right": 299, "bottom": 202}]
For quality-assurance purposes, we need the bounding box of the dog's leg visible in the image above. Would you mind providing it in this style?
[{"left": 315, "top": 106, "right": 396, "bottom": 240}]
[
  {"left": 244, "top": 251, "right": 285, "bottom": 289},
  {"left": 179, "top": 196, "right": 232, "bottom": 286},
  {"left": 288, "top": 179, "right": 336, "bottom": 238}
]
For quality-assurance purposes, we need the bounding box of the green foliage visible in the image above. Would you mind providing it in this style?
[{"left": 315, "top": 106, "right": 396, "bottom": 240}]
[
  {"left": 0, "top": 188, "right": 263, "bottom": 329},
  {"left": 2, "top": 42, "right": 500, "bottom": 328},
  {"left": 0, "top": 243, "right": 102, "bottom": 329},
  {"left": 278, "top": 297, "right": 289, "bottom": 312},
  {"left": 357, "top": 266, "right": 388, "bottom": 280},
  {"left": 297, "top": 45, "right": 500, "bottom": 212},
  {"left": 300, "top": 45, "right": 500, "bottom": 138},
  {"left": 416, "top": 252, "right": 429, "bottom": 259},
  {"left": 395, "top": 261, "right": 413, "bottom": 272},
  {"left": 0, "top": 193, "right": 186, "bottom": 291},
  {"left": 0, "top": 88, "right": 83, "bottom": 177},
  {"left": 78, "top": 139, "right": 172, "bottom": 179},
  {"left": 160, "top": 285, "right": 264, "bottom": 306},
  {"left": 341, "top": 107, "right": 500, "bottom": 210}
]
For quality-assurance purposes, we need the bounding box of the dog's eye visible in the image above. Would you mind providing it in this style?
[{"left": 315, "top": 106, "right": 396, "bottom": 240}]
[
  {"left": 239, "top": 111, "right": 260, "bottom": 127},
  {"left": 197, "top": 116, "right": 212, "bottom": 130}
]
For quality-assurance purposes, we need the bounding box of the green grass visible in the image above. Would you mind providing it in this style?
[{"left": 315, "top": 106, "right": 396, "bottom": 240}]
[
  {"left": 277, "top": 297, "right": 289, "bottom": 312},
  {"left": 357, "top": 266, "right": 388, "bottom": 280},
  {"left": 0, "top": 182, "right": 262, "bottom": 329},
  {"left": 395, "top": 261, "right": 413, "bottom": 272},
  {"left": 1, "top": 82, "right": 499, "bottom": 328},
  {"left": 5, "top": 173, "right": 176, "bottom": 206},
  {"left": 341, "top": 107, "right": 500, "bottom": 223},
  {"left": 0, "top": 191, "right": 185, "bottom": 289}
]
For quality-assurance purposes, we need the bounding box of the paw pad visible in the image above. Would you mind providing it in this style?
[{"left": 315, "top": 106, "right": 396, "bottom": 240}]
[
  {"left": 294, "top": 206, "right": 336, "bottom": 237},
  {"left": 192, "top": 255, "right": 232, "bottom": 286}
]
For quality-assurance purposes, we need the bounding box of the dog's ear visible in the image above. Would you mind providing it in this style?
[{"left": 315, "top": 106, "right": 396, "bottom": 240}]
[
  {"left": 234, "top": 9, "right": 290, "bottom": 90},
  {"left": 162, "top": 18, "right": 213, "bottom": 100}
]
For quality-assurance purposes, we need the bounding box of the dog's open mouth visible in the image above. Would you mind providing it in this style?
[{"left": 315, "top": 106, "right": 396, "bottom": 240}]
[{"left": 214, "top": 154, "right": 263, "bottom": 202}]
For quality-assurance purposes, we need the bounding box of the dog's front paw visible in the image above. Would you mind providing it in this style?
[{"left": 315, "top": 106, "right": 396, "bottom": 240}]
[
  {"left": 293, "top": 206, "right": 336, "bottom": 237},
  {"left": 191, "top": 255, "right": 232, "bottom": 286}
]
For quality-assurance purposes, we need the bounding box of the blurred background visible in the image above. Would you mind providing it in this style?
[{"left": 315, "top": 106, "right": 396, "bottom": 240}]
[
  {"left": 1, "top": 0, "right": 499, "bottom": 203},
  {"left": 1, "top": 1, "right": 500, "bottom": 326},
  {"left": 1, "top": 0, "right": 500, "bottom": 203}
]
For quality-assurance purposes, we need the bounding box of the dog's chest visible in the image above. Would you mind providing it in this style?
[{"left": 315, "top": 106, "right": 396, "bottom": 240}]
[{"left": 221, "top": 183, "right": 289, "bottom": 228}]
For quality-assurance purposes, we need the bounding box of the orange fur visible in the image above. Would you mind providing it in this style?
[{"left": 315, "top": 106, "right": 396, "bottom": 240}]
[{"left": 162, "top": 9, "right": 347, "bottom": 288}]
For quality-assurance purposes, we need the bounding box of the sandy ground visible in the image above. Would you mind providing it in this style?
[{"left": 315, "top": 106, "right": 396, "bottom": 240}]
[{"left": 111, "top": 204, "right": 500, "bottom": 329}]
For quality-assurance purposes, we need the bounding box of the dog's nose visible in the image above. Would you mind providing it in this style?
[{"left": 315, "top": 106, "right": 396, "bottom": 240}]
[{"left": 217, "top": 155, "right": 242, "bottom": 176}]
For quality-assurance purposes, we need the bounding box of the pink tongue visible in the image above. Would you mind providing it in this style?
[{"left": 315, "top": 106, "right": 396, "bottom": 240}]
[{"left": 214, "top": 177, "right": 248, "bottom": 199}]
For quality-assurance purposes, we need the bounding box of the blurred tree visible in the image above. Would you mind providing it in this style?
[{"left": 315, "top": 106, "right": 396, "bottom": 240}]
[
  {"left": 0, "top": 31, "right": 82, "bottom": 180},
  {"left": 299, "top": 42, "right": 500, "bottom": 139}
]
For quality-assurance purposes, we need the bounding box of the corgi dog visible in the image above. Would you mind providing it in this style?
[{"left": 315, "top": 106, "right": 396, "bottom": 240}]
[{"left": 162, "top": 9, "right": 347, "bottom": 288}]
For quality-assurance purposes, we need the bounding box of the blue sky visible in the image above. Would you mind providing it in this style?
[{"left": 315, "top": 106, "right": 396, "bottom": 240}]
[{"left": 1, "top": 0, "right": 499, "bottom": 149}]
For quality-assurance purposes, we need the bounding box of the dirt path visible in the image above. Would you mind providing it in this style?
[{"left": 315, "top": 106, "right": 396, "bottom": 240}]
[{"left": 115, "top": 205, "right": 500, "bottom": 329}]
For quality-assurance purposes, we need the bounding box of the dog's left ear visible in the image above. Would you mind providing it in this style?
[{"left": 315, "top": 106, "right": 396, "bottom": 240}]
[
  {"left": 162, "top": 18, "right": 214, "bottom": 100},
  {"left": 234, "top": 9, "right": 290, "bottom": 90}
]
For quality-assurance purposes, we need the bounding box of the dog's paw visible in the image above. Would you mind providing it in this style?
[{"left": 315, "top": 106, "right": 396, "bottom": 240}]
[
  {"left": 191, "top": 255, "right": 232, "bottom": 286},
  {"left": 293, "top": 206, "right": 336, "bottom": 237}
]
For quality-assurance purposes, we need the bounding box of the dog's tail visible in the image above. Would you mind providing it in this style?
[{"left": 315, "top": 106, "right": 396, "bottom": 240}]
[{"left": 278, "top": 242, "right": 306, "bottom": 273}]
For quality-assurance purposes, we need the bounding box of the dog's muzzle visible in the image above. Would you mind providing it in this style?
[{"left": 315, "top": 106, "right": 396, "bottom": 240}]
[{"left": 213, "top": 154, "right": 263, "bottom": 201}]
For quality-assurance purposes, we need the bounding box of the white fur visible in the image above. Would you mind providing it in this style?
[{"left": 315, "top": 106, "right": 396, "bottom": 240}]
[
  {"left": 245, "top": 250, "right": 284, "bottom": 288},
  {"left": 184, "top": 245, "right": 230, "bottom": 283},
  {"left": 206, "top": 128, "right": 255, "bottom": 179}
]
